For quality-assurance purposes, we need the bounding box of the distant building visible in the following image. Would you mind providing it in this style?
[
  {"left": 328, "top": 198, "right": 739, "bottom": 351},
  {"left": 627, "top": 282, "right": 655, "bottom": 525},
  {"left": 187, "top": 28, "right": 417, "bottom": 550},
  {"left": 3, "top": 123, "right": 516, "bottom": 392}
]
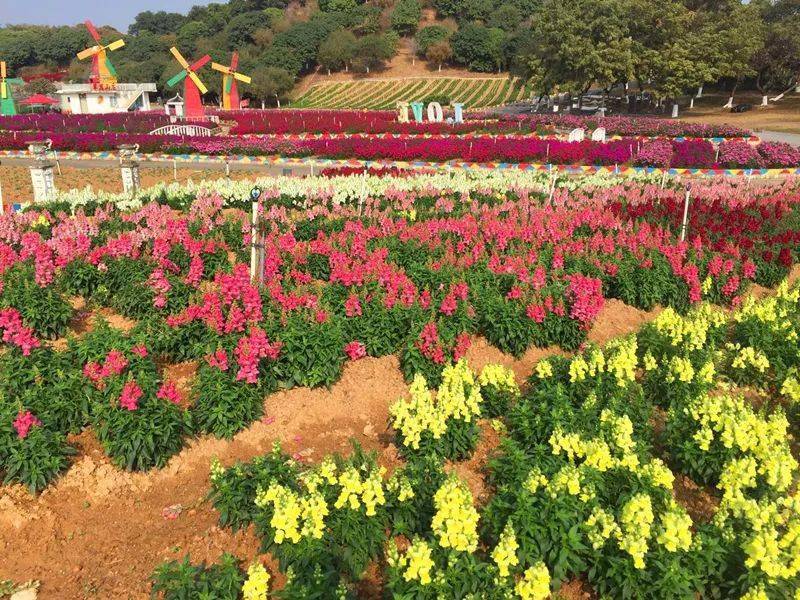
[{"left": 56, "top": 83, "right": 157, "bottom": 114}]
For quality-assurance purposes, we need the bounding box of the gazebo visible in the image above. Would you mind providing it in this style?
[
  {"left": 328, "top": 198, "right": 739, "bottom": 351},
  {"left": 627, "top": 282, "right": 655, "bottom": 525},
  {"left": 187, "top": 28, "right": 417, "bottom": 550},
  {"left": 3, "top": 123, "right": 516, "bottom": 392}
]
[{"left": 164, "top": 94, "right": 185, "bottom": 120}]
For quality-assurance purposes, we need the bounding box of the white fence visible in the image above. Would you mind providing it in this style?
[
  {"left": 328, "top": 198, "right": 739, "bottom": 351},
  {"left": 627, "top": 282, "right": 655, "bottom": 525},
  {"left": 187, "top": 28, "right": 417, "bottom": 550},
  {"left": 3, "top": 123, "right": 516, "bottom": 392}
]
[{"left": 149, "top": 125, "right": 214, "bottom": 136}]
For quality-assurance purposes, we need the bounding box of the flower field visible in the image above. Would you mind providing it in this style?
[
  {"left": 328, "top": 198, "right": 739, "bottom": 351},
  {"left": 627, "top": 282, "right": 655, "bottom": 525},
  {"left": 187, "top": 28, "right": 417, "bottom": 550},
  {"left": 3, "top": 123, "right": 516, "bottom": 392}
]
[
  {"left": 291, "top": 77, "right": 529, "bottom": 110},
  {"left": 0, "top": 171, "right": 800, "bottom": 598},
  {"left": 3, "top": 111, "right": 794, "bottom": 171},
  {"left": 0, "top": 110, "right": 756, "bottom": 138},
  {"left": 4, "top": 130, "right": 800, "bottom": 169}
]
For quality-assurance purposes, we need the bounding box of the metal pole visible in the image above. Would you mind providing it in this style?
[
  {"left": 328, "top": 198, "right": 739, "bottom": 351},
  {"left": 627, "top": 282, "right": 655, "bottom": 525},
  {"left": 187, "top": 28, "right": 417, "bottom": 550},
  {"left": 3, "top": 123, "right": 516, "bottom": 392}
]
[
  {"left": 680, "top": 185, "right": 692, "bottom": 242},
  {"left": 249, "top": 187, "right": 262, "bottom": 284}
]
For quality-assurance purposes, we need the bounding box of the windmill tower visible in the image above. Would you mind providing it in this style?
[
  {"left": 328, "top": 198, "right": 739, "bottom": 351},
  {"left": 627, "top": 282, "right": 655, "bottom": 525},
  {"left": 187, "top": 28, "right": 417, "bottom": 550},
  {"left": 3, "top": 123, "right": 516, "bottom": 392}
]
[
  {"left": 77, "top": 21, "right": 125, "bottom": 89},
  {"left": 211, "top": 52, "right": 251, "bottom": 110},
  {"left": 167, "top": 47, "right": 211, "bottom": 119},
  {"left": 1, "top": 61, "right": 24, "bottom": 116}
]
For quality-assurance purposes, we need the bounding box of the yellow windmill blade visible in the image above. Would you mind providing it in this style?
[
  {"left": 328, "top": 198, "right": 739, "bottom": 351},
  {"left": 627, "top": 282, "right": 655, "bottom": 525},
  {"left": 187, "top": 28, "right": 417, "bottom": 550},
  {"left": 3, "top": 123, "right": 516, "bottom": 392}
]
[
  {"left": 170, "top": 47, "right": 191, "bottom": 70},
  {"left": 188, "top": 70, "right": 208, "bottom": 95},
  {"left": 1, "top": 61, "right": 6, "bottom": 79},
  {"left": 234, "top": 73, "right": 251, "bottom": 84},
  {"left": 106, "top": 39, "right": 125, "bottom": 52},
  {"left": 1, "top": 81, "right": 7, "bottom": 100},
  {"left": 211, "top": 62, "right": 231, "bottom": 75},
  {"left": 77, "top": 45, "right": 101, "bottom": 60}
]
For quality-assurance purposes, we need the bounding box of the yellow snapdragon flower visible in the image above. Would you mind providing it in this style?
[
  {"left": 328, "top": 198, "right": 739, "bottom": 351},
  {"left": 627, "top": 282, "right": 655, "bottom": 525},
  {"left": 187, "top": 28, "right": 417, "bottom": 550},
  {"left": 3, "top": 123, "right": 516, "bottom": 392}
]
[
  {"left": 515, "top": 562, "right": 550, "bottom": 600},
  {"left": 492, "top": 521, "right": 520, "bottom": 577},
  {"left": 242, "top": 562, "right": 270, "bottom": 600},
  {"left": 618, "top": 494, "right": 654, "bottom": 569},
  {"left": 432, "top": 476, "right": 479, "bottom": 552}
]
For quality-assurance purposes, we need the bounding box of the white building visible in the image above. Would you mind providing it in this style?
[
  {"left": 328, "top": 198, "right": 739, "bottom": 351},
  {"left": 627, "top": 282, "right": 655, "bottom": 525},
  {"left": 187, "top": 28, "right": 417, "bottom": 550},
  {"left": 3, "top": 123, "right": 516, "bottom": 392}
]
[{"left": 56, "top": 83, "right": 157, "bottom": 114}]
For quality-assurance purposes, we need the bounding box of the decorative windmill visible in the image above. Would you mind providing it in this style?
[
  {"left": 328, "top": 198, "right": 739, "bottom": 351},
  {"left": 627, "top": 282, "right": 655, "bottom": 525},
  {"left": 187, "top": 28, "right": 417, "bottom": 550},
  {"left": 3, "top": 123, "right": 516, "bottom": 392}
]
[
  {"left": 77, "top": 21, "right": 125, "bottom": 89},
  {"left": 167, "top": 47, "right": 211, "bottom": 119},
  {"left": 211, "top": 52, "right": 251, "bottom": 110},
  {"left": 1, "top": 61, "right": 24, "bottom": 116}
]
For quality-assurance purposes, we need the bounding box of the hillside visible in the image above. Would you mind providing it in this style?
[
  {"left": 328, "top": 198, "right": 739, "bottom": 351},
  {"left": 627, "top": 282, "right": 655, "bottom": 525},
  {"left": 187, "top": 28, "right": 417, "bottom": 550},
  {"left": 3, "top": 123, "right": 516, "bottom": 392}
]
[{"left": 0, "top": 0, "right": 797, "bottom": 114}]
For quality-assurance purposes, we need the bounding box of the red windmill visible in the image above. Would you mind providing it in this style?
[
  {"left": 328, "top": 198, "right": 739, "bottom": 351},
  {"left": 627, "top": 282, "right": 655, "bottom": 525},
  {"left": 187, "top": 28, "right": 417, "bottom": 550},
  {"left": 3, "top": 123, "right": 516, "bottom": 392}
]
[
  {"left": 211, "top": 52, "right": 251, "bottom": 110},
  {"left": 166, "top": 47, "right": 211, "bottom": 119},
  {"left": 77, "top": 20, "right": 125, "bottom": 89}
]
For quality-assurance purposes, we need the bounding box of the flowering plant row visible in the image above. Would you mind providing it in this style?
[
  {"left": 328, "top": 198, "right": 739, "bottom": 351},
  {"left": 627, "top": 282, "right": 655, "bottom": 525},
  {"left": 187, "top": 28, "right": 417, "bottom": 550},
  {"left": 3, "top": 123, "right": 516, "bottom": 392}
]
[
  {"left": 4, "top": 130, "right": 797, "bottom": 168},
  {"left": 0, "top": 111, "right": 213, "bottom": 134},
  {"left": 222, "top": 110, "right": 753, "bottom": 138},
  {"left": 496, "top": 113, "right": 753, "bottom": 139},
  {"left": 182, "top": 280, "right": 800, "bottom": 598},
  {"left": 46, "top": 169, "right": 663, "bottom": 212}
]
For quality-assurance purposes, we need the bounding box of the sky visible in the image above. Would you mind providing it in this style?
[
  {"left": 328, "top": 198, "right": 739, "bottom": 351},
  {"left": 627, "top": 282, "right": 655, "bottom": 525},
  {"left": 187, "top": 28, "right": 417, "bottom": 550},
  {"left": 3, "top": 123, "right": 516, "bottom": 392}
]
[{"left": 0, "top": 0, "right": 209, "bottom": 31}]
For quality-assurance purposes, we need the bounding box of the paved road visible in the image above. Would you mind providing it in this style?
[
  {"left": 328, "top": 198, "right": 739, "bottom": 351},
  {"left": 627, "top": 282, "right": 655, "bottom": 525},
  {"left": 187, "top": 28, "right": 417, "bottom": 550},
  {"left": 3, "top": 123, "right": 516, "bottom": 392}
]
[{"left": 756, "top": 130, "right": 800, "bottom": 146}]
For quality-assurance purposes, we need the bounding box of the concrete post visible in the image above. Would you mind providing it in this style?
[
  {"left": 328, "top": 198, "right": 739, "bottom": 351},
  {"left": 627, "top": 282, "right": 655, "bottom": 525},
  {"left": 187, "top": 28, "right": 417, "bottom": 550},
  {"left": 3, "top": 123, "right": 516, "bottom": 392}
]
[
  {"left": 118, "top": 144, "right": 141, "bottom": 195},
  {"left": 28, "top": 141, "right": 56, "bottom": 203}
]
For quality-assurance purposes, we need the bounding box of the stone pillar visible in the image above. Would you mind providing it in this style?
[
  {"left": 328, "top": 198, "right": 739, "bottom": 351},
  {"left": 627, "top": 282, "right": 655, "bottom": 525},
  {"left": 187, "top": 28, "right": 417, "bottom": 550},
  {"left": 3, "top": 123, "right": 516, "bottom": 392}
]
[
  {"left": 28, "top": 141, "right": 56, "bottom": 203},
  {"left": 118, "top": 144, "right": 141, "bottom": 195}
]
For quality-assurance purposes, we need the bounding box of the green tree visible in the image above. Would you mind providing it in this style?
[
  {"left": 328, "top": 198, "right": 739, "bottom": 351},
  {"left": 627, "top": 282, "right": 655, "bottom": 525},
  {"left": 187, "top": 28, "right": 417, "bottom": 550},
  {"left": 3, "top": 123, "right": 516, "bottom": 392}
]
[
  {"left": 317, "top": 30, "right": 357, "bottom": 73},
  {"left": 519, "top": 0, "right": 634, "bottom": 96},
  {"left": 751, "top": 12, "right": 800, "bottom": 99},
  {"left": 451, "top": 24, "right": 506, "bottom": 72},
  {"left": 433, "top": 0, "right": 465, "bottom": 18},
  {"left": 463, "top": 0, "right": 494, "bottom": 22},
  {"left": 225, "top": 11, "right": 273, "bottom": 48},
  {"left": 129, "top": 11, "right": 186, "bottom": 35},
  {"left": 391, "top": 0, "right": 423, "bottom": 37},
  {"left": 246, "top": 66, "right": 294, "bottom": 105},
  {"left": 488, "top": 5, "right": 523, "bottom": 32},
  {"left": 318, "top": 0, "right": 358, "bottom": 11},
  {"left": 0, "top": 28, "right": 38, "bottom": 70},
  {"left": 426, "top": 40, "right": 453, "bottom": 71},
  {"left": 352, "top": 33, "right": 397, "bottom": 73},
  {"left": 177, "top": 21, "right": 212, "bottom": 56},
  {"left": 187, "top": 4, "right": 232, "bottom": 32},
  {"left": 415, "top": 25, "right": 451, "bottom": 55},
  {"left": 36, "top": 26, "right": 87, "bottom": 66},
  {"left": 20, "top": 79, "right": 57, "bottom": 97}
]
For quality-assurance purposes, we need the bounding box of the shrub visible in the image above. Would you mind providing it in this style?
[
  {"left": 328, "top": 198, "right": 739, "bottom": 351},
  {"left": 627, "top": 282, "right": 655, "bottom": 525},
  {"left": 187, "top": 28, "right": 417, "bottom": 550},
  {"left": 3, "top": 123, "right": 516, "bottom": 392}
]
[
  {"left": 273, "top": 314, "right": 345, "bottom": 389},
  {"left": 193, "top": 360, "right": 266, "bottom": 439},
  {"left": 0, "top": 407, "right": 74, "bottom": 493},
  {"left": 150, "top": 553, "right": 244, "bottom": 600},
  {"left": 1, "top": 264, "right": 72, "bottom": 339},
  {"left": 390, "top": 361, "right": 481, "bottom": 461}
]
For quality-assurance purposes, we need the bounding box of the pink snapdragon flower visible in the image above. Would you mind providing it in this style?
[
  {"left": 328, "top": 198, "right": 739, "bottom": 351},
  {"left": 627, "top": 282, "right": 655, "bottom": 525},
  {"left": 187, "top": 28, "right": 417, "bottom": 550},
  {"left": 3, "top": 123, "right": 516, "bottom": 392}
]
[
  {"left": 0, "top": 308, "right": 40, "bottom": 355},
  {"left": 206, "top": 348, "right": 229, "bottom": 371},
  {"left": 156, "top": 381, "right": 183, "bottom": 405},
  {"left": 13, "top": 410, "right": 41, "bottom": 439},
  {"left": 119, "top": 380, "right": 143, "bottom": 411},
  {"left": 345, "top": 340, "right": 367, "bottom": 360}
]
